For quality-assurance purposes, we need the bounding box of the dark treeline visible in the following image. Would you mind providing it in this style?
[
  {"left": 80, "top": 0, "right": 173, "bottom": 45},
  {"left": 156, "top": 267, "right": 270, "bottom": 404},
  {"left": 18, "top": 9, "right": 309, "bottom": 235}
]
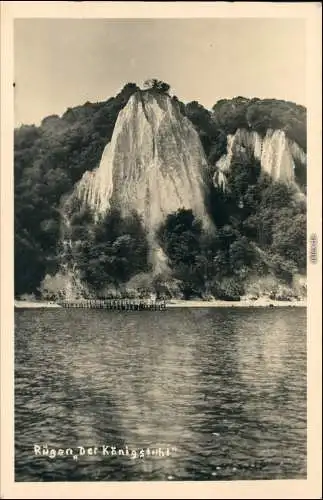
[
  {"left": 14, "top": 82, "right": 307, "bottom": 299},
  {"left": 156, "top": 163, "right": 306, "bottom": 300},
  {"left": 15, "top": 83, "right": 139, "bottom": 295}
]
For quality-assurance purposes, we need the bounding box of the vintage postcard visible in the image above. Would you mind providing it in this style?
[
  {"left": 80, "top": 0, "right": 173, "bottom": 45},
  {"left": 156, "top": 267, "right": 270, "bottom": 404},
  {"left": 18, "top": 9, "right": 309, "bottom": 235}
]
[{"left": 1, "top": 1, "right": 322, "bottom": 498}]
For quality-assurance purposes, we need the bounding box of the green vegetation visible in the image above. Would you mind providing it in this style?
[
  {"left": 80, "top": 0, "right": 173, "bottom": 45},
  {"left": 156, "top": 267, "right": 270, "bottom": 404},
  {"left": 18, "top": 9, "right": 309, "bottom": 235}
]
[
  {"left": 14, "top": 82, "right": 306, "bottom": 300},
  {"left": 66, "top": 206, "right": 150, "bottom": 293},
  {"left": 156, "top": 151, "right": 306, "bottom": 300},
  {"left": 143, "top": 79, "right": 171, "bottom": 94},
  {"left": 14, "top": 83, "right": 139, "bottom": 295}
]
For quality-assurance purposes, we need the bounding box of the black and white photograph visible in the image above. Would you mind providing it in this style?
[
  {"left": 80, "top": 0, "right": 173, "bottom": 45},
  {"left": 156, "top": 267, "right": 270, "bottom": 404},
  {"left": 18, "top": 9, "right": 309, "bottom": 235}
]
[{"left": 1, "top": 2, "right": 322, "bottom": 498}]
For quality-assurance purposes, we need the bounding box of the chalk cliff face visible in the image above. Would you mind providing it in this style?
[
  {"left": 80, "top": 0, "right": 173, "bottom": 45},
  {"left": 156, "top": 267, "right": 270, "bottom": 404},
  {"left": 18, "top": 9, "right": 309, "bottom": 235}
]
[
  {"left": 74, "top": 91, "right": 212, "bottom": 270},
  {"left": 214, "top": 128, "right": 306, "bottom": 190},
  {"left": 76, "top": 91, "right": 210, "bottom": 229}
]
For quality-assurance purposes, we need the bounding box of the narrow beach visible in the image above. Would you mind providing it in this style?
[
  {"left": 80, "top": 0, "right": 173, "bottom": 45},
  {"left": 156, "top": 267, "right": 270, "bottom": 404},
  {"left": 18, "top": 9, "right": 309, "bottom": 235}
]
[
  {"left": 15, "top": 298, "right": 306, "bottom": 309},
  {"left": 167, "top": 298, "right": 307, "bottom": 308}
]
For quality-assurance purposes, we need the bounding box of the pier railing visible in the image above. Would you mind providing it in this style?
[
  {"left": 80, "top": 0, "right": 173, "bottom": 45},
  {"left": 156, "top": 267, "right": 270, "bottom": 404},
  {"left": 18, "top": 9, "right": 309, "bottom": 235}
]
[{"left": 58, "top": 298, "right": 167, "bottom": 311}]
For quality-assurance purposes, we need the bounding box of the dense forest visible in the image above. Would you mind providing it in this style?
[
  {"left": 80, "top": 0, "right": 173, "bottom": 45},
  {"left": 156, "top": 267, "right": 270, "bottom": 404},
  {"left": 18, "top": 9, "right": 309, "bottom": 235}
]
[{"left": 14, "top": 82, "right": 307, "bottom": 301}]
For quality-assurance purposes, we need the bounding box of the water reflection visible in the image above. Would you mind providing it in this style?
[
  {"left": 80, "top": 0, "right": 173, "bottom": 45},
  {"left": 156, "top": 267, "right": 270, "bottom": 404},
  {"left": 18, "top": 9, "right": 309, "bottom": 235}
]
[{"left": 15, "top": 307, "right": 306, "bottom": 481}]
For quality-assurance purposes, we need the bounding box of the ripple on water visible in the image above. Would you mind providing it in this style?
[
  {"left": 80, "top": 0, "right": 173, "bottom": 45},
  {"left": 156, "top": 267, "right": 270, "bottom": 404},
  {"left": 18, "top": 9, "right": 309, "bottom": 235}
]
[{"left": 15, "top": 307, "right": 306, "bottom": 481}]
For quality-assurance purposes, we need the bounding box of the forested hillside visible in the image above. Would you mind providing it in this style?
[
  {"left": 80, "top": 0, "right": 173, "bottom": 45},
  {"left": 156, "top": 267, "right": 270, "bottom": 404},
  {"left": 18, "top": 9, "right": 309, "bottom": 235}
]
[{"left": 14, "top": 83, "right": 307, "bottom": 300}]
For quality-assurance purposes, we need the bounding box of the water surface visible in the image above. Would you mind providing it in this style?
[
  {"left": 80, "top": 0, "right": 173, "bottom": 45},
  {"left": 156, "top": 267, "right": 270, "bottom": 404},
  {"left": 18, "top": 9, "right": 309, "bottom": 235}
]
[{"left": 15, "top": 307, "right": 307, "bottom": 481}]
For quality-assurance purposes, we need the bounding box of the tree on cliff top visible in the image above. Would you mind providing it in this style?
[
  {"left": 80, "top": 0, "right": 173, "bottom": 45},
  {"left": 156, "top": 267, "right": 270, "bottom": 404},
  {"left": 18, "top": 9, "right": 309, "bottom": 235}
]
[{"left": 143, "top": 79, "right": 171, "bottom": 94}]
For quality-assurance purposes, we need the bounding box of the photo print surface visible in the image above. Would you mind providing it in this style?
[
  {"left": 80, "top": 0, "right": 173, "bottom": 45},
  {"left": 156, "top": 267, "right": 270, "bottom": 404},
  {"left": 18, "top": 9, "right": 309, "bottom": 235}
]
[{"left": 11, "top": 13, "right": 311, "bottom": 486}]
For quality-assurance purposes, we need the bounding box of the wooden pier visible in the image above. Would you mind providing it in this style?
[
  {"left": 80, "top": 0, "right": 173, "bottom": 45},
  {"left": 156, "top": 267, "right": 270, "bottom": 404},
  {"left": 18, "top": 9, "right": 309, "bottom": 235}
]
[{"left": 58, "top": 298, "right": 167, "bottom": 311}]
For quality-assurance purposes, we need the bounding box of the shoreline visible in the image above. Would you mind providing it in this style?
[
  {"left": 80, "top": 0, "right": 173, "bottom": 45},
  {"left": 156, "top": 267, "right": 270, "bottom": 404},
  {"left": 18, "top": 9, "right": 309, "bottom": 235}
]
[
  {"left": 167, "top": 298, "right": 307, "bottom": 308},
  {"left": 14, "top": 298, "right": 306, "bottom": 309},
  {"left": 14, "top": 300, "right": 62, "bottom": 309}
]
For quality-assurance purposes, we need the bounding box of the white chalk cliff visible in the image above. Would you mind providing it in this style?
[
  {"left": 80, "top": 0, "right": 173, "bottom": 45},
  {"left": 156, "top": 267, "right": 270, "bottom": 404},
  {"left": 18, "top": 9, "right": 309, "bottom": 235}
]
[
  {"left": 74, "top": 91, "right": 212, "bottom": 271},
  {"left": 215, "top": 128, "right": 306, "bottom": 189},
  {"left": 69, "top": 94, "right": 306, "bottom": 274}
]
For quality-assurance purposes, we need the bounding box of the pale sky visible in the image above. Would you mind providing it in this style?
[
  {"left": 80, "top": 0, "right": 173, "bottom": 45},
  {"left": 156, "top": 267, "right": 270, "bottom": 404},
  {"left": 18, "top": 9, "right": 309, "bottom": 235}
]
[{"left": 14, "top": 18, "right": 306, "bottom": 126}]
